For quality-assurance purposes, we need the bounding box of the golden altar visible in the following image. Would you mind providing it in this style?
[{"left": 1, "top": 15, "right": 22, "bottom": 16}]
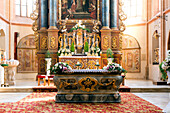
[{"left": 59, "top": 56, "right": 101, "bottom": 69}]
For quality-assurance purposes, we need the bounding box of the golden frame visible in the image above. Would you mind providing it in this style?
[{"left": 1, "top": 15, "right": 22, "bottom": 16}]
[{"left": 58, "top": 0, "right": 100, "bottom": 21}]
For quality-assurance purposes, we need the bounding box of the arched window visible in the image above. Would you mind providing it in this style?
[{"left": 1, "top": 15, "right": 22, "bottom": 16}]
[
  {"left": 15, "top": 0, "right": 36, "bottom": 17},
  {"left": 122, "top": 0, "right": 143, "bottom": 18}
]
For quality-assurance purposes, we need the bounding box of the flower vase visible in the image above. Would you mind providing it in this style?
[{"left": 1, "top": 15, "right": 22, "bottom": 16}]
[{"left": 167, "top": 71, "right": 170, "bottom": 84}]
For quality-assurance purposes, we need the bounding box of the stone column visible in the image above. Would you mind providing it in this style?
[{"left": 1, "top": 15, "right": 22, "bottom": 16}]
[
  {"left": 40, "top": 0, "right": 48, "bottom": 29},
  {"left": 110, "top": 0, "right": 118, "bottom": 29},
  {"left": 49, "top": 0, "right": 57, "bottom": 29},
  {"left": 102, "top": 0, "right": 110, "bottom": 29}
]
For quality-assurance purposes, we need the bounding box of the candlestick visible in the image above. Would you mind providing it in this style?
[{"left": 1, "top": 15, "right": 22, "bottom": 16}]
[{"left": 0, "top": 51, "right": 1, "bottom": 64}]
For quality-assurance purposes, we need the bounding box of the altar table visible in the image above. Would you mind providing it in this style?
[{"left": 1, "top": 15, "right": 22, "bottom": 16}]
[
  {"left": 53, "top": 69, "right": 123, "bottom": 103},
  {"left": 59, "top": 56, "right": 101, "bottom": 69}
]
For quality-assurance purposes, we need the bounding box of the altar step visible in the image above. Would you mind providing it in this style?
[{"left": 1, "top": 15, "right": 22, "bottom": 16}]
[{"left": 0, "top": 86, "right": 170, "bottom": 93}]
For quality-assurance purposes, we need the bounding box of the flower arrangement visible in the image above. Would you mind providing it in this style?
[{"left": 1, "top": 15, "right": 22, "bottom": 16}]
[
  {"left": 103, "top": 63, "right": 127, "bottom": 73},
  {"left": 160, "top": 55, "right": 170, "bottom": 80},
  {"left": 50, "top": 62, "right": 72, "bottom": 74},
  {"left": 69, "top": 22, "right": 90, "bottom": 32}
]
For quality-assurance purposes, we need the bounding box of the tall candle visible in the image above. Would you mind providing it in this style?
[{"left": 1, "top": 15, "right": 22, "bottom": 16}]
[
  {"left": 0, "top": 51, "right": 1, "bottom": 64},
  {"left": 3, "top": 51, "right": 6, "bottom": 64}
]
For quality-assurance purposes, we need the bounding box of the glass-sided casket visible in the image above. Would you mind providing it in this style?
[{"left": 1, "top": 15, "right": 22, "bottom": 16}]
[{"left": 53, "top": 69, "right": 123, "bottom": 103}]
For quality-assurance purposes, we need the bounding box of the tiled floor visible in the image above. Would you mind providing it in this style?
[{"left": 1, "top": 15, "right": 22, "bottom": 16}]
[{"left": 0, "top": 79, "right": 170, "bottom": 112}]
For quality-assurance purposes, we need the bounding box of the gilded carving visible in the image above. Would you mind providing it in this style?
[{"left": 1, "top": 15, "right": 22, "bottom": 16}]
[
  {"left": 112, "top": 36, "right": 117, "bottom": 49},
  {"left": 103, "top": 36, "right": 109, "bottom": 49},
  {"left": 98, "top": 79, "right": 116, "bottom": 90},
  {"left": 30, "top": 0, "right": 39, "bottom": 51},
  {"left": 79, "top": 77, "right": 98, "bottom": 92},
  {"left": 119, "top": 0, "right": 127, "bottom": 32},
  {"left": 88, "top": 60, "right": 96, "bottom": 69},
  {"left": 50, "top": 36, "right": 56, "bottom": 49},
  {"left": 41, "top": 36, "right": 47, "bottom": 49},
  {"left": 119, "top": 35, "right": 122, "bottom": 50}
]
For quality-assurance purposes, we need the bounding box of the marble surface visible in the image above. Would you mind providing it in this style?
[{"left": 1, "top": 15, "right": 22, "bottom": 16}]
[{"left": 0, "top": 93, "right": 31, "bottom": 103}]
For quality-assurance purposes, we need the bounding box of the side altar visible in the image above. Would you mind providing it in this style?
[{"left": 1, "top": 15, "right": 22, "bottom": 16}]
[{"left": 53, "top": 69, "right": 123, "bottom": 103}]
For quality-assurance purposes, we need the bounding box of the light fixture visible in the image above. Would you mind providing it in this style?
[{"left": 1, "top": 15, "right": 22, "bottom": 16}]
[
  {"left": 156, "top": 15, "right": 168, "bottom": 21},
  {"left": 153, "top": 30, "right": 160, "bottom": 39}
]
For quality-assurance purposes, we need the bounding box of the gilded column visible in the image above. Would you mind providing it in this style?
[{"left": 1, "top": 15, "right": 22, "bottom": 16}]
[
  {"left": 102, "top": 0, "right": 110, "bottom": 29},
  {"left": 110, "top": 0, "right": 118, "bottom": 29},
  {"left": 49, "top": 0, "right": 57, "bottom": 29},
  {"left": 41, "top": 0, "right": 48, "bottom": 29}
]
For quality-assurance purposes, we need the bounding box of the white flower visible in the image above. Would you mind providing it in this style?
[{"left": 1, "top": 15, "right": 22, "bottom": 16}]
[
  {"left": 115, "top": 64, "right": 120, "bottom": 67},
  {"left": 62, "top": 49, "right": 65, "bottom": 52},
  {"left": 59, "top": 66, "right": 62, "bottom": 69}
]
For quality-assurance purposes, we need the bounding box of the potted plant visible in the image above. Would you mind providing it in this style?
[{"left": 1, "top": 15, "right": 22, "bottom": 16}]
[
  {"left": 106, "top": 48, "right": 114, "bottom": 64},
  {"left": 160, "top": 50, "right": 170, "bottom": 84},
  {"left": 71, "top": 42, "right": 75, "bottom": 55},
  {"left": 84, "top": 42, "right": 89, "bottom": 55}
]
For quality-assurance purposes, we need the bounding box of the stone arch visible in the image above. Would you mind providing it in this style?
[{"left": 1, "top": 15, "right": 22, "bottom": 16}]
[
  {"left": 17, "top": 34, "right": 38, "bottom": 73},
  {"left": 122, "top": 34, "right": 141, "bottom": 73},
  {"left": 0, "top": 29, "right": 6, "bottom": 50}
]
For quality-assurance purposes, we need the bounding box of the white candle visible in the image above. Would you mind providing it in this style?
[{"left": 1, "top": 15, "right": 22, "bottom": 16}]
[
  {"left": 3, "top": 51, "right": 6, "bottom": 64},
  {"left": 97, "top": 61, "right": 99, "bottom": 65},
  {"left": 77, "top": 61, "right": 80, "bottom": 65},
  {"left": 0, "top": 51, "right": 1, "bottom": 64}
]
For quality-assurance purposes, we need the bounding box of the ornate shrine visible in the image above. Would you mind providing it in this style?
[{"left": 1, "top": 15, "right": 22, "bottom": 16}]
[
  {"left": 31, "top": 0, "right": 126, "bottom": 74},
  {"left": 30, "top": 0, "right": 127, "bottom": 103}
]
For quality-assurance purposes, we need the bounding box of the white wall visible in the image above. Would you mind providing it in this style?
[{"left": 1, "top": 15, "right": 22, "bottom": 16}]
[{"left": 123, "top": 25, "right": 147, "bottom": 79}]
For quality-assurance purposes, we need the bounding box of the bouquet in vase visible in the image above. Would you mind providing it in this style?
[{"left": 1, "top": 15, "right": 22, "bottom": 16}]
[
  {"left": 160, "top": 53, "right": 170, "bottom": 82},
  {"left": 103, "top": 63, "right": 127, "bottom": 73},
  {"left": 50, "top": 62, "right": 72, "bottom": 74}
]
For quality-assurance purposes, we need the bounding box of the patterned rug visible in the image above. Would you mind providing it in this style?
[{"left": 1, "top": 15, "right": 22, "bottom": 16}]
[{"left": 0, "top": 93, "right": 162, "bottom": 113}]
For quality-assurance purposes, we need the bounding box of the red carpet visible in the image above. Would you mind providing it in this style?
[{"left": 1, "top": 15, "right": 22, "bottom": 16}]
[{"left": 0, "top": 93, "right": 162, "bottom": 113}]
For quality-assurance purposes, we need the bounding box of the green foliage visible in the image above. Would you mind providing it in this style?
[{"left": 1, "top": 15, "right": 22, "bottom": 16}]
[
  {"left": 70, "top": 42, "right": 75, "bottom": 52},
  {"left": 159, "top": 62, "right": 167, "bottom": 80},
  {"left": 45, "top": 50, "right": 51, "bottom": 58},
  {"left": 106, "top": 48, "right": 114, "bottom": 58},
  {"left": 84, "top": 42, "right": 89, "bottom": 52}
]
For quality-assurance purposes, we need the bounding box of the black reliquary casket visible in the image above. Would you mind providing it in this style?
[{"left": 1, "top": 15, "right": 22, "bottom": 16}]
[{"left": 53, "top": 69, "right": 123, "bottom": 103}]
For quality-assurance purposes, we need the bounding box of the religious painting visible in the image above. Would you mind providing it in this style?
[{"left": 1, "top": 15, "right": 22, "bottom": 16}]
[{"left": 61, "top": 0, "right": 97, "bottom": 19}]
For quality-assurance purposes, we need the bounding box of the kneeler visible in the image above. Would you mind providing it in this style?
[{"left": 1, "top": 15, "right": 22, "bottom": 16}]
[
  {"left": 37, "top": 75, "right": 46, "bottom": 86},
  {"left": 48, "top": 75, "right": 55, "bottom": 86}
]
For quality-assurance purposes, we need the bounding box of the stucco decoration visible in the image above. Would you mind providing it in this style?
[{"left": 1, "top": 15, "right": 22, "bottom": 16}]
[
  {"left": 122, "top": 34, "right": 141, "bottom": 73},
  {"left": 17, "top": 35, "right": 38, "bottom": 73}
]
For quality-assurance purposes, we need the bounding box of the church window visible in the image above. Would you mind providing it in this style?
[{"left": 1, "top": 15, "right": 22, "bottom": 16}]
[
  {"left": 122, "top": 0, "right": 143, "bottom": 18},
  {"left": 15, "top": 0, "right": 36, "bottom": 17}
]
